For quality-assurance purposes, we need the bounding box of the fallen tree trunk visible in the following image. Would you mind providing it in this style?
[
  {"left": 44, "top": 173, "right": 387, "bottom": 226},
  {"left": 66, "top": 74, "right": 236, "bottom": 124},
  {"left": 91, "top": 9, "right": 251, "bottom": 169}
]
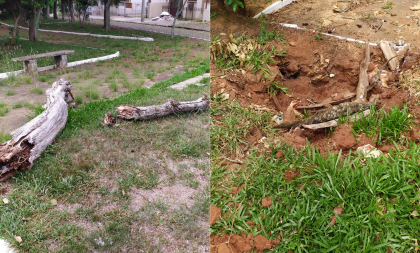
[
  {"left": 302, "top": 109, "right": 371, "bottom": 129},
  {"left": 273, "top": 102, "right": 372, "bottom": 129},
  {"left": 116, "top": 94, "right": 210, "bottom": 120},
  {"left": 0, "top": 79, "right": 73, "bottom": 181}
]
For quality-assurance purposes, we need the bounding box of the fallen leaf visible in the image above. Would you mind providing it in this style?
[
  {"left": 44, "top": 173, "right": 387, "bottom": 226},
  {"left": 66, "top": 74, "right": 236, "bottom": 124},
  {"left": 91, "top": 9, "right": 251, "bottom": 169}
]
[
  {"left": 122, "top": 190, "right": 125, "bottom": 196},
  {"left": 414, "top": 239, "right": 419, "bottom": 253},
  {"left": 14, "top": 236, "right": 22, "bottom": 243},
  {"left": 50, "top": 199, "right": 57, "bottom": 206},
  {"left": 411, "top": 210, "right": 419, "bottom": 217},
  {"left": 2, "top": 198, "right": 9, "bottom": 204},
  {"left": 330, "top": 215, "right": 336, "bottom": 226},
  {"left": 330, "top": 202, "right": 344, "bottom": 226}
]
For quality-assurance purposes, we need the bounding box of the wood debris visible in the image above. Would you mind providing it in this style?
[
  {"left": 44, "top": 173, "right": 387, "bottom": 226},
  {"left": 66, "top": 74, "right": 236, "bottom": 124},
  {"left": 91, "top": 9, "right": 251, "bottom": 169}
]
[
  {"left": 116, "top": 94, "right": 210, "bottom": 120},
  {"left": 0, "top": 79, "right": 74, "bottom": 181}
]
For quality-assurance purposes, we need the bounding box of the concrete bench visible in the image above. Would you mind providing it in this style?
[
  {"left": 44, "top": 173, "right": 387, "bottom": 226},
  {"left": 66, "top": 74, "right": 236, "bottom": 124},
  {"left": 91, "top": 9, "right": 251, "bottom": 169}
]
[{"left": 12, "top": 50, "right": 75, "bottom": 76}]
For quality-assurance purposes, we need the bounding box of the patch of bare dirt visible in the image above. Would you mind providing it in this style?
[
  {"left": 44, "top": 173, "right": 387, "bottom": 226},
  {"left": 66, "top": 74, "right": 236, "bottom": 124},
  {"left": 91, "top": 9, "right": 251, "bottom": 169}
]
[{"left": 211, "top": 6, "right": 420, "bottom": 155}]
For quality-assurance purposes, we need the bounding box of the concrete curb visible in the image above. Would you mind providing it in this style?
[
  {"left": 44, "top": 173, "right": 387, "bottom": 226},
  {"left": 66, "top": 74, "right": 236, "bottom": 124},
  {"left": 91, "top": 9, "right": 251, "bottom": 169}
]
[
  {"left": 168, "top": 73, "right": 210, "bottom": 90},
  {"left": 0, "top": 22, "right": 154, "bottom": 41},
  {"left": 278, "top": 23, "right": 378, "bottom": 46}
]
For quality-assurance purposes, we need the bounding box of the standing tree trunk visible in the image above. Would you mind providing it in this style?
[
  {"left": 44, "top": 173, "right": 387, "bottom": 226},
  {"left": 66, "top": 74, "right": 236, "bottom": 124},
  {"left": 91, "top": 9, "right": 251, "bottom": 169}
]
[
  {"left": 170, "top": 0, "right": 187, "bottom": 40},
  {"left": 103, "top": 0, "right": 107, "bottom": 28},
  {"left": 28, "top": 8, "right": 37, "bottom": 41},
  {"left": 54, "top": 0, "right": 58, "bottom": 19},
  {"left": 105, "top": 0, "right": 112, "bottom": 31},
  {"left": 61, "top": 0, "right": 66, "bottom": 20},
  {"left": 68, "top": 0, "right": 75, "bottom": 22},
  {"left": 46, "top": 5, "right": 50, "bottom": 19},
  {"left": 11, "top": 12, "right": 22, "bottom": 44}
]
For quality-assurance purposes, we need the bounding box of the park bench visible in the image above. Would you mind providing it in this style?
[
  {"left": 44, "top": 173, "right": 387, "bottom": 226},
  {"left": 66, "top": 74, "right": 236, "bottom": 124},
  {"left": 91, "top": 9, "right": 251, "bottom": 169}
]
[{"left": 12, "top": 50, "right": 75, "bottom": 76}]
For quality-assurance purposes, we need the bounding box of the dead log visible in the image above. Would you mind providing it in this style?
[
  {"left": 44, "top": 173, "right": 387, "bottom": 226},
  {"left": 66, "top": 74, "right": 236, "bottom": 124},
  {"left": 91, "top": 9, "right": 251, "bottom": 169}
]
[
  {"left": 273, "top": 102, "right": 372, "bottom": 129},
  {"left": 0, "top": 79, "right": 73, "bottom": 181},
  {"left": 354, "top": 44, "right": 370, "bottom": 103},
  {"left": 379, "top": 40, "right": 399, "bottom": 71},
  {"left": 116, "top": 94, "right": 210, "bottom": 120},
  {"left": 302, "top": 109, "right": 370, "bottom": 129}
]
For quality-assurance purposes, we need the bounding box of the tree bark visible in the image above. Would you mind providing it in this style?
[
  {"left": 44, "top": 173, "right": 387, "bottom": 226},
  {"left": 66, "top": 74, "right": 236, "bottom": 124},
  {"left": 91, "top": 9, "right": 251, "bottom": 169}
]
[
  {"left": 115, "top": 95, "right": 210, "bottom": 120},
  {"left": 61, "top": 0, "right": 66, "bottom": 20},
  {"left": 105, "top": 0, "right": 112, "bottom": 31},
  {"left": 171, "top": 0, "right": 187, "bottom": 40},
  {"left": 28, "top": 8, "right": 37, "bottom": 41},
  {"left": 0, "top": 79, "right": 74, "bottom": 182},
  {"left": 46, "top": 5, "right": 50, "bottom": 19},
  {"left": 54, "top": 0, "right": 58, "bottom": 19},
  {"left": 11, "top": 11, "right": 22, "bottom": 44},
  {"left": 68, "top": 0, "right": 75, "bottom": 22}
]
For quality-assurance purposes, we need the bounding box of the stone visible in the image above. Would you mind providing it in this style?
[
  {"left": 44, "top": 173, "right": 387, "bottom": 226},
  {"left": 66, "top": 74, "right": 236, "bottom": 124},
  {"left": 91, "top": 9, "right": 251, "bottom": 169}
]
[
  {"left": 24, "top": 60, "right": 38, "bottom": 76},
  {"left": 54, "top": 55, "right": 68, "bottom": 69}
]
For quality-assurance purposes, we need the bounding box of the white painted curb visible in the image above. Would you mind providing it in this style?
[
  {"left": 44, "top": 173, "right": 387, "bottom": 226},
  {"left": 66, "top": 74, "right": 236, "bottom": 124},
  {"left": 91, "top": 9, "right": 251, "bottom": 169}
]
[
  {"left": 0, "top": 22, "right": 154, "bottom": 42},
  {"left": 254, "top": 0, "right": 295, "bottom": 19},
  {"left": 68, "top": 51, "right": 120, "bottom": 67},
  {"left": 278, "top": 23, "right": 378, "bottom": 46},
  {"left": 169, "top": 73, "right": 210, "bottom": 90},
  {"left": 0, "top": 51, "right": 120, "bottom": 79}
]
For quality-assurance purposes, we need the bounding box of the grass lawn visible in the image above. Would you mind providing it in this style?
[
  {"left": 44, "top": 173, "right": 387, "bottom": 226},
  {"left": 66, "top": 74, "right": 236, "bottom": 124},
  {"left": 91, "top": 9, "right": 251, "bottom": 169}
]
[
  {"left": 211, "top": 99, "right": 420, "bottom": 252},
  {"left": 0, "top": 17, "right": 210, "bottom": 252},
  {"left": 0, "top": 21, "right": 208, "bottom": 134}
]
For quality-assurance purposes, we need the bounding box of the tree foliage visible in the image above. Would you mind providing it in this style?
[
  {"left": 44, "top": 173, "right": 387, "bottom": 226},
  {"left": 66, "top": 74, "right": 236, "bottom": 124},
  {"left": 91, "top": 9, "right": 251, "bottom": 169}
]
[
  {"left": 75, "top": 0, "right": 96, "bottom": 28},
  {"left": 224, "top": 0, "right": 244, "bottom": 12}
]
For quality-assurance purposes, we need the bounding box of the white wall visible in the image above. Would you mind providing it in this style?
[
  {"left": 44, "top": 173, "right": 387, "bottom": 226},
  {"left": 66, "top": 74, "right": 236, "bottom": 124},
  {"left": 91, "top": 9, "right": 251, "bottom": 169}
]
[
  {"left": 148, "top": 2, "right": 169, "bottom": 18},
  {"left": 203, "top": 8, "right": 210, "bottom": 22}
]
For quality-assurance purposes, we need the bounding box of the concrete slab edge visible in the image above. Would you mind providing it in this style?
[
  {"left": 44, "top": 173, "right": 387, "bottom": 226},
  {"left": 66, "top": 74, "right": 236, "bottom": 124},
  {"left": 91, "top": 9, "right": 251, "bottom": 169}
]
[{"left": 254, "top": 0, "right": 295, "bottom": 19}]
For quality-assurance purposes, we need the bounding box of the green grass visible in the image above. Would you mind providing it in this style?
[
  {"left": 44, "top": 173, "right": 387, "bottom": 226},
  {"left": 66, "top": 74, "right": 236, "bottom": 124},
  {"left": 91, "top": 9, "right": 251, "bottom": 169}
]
[
  {"left": 211, "top": 143, "right": 420, "bottom": 252},
  {"left": 145, "top": 71, "right": 155, "bottom": 81},
  {"left": 211, "top": 96, "right": 272, "bottom": 157},
  {"left": 109, "top": 81, "right": 118, "bottom": 92},
  {"left": 0, "top": 102, "right": 9, "bottom": 116},
  {"left": 211, "top": 99, "right": 420, "bottom": 252},
  {"left": 30, "top": 87, "right": 43, "bottom": 94},
  {"left": 352, "top": 105, "right": 414, "bottom": 145},
  {"left": 6, "top": 90, "right": 16, "bottom": 96}
]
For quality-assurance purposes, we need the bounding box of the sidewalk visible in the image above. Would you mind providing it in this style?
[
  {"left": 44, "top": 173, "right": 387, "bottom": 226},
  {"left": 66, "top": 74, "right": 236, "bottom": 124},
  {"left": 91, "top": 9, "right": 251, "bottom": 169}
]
[{"left": 89, "top": 15, "right": 210, "bottom": 32}]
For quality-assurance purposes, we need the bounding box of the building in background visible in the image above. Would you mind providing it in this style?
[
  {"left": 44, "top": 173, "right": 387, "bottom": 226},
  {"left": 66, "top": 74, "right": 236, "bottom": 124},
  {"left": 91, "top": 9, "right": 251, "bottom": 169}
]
[{"left": 90, "top": 0, "right": 209, "bottom": 21}]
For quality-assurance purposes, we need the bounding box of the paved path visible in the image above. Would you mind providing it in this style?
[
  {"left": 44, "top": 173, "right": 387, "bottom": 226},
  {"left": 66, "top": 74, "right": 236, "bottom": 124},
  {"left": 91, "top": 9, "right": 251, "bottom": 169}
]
[
  {"left": 90, "top": 15, "right": 210, "bottom": 31},
  {"left": 89, "top": 17, "right": 210, "bottom": 41}
]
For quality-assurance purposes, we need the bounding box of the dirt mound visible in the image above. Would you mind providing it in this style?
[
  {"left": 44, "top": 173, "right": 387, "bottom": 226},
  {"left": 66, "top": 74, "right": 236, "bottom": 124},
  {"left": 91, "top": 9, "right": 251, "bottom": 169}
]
[
  {"left": 329, "top": 124, "right": 357, "bottom": 150},
  {"left": 210, "top": 233, "right": 281, "bottom": 253}
]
